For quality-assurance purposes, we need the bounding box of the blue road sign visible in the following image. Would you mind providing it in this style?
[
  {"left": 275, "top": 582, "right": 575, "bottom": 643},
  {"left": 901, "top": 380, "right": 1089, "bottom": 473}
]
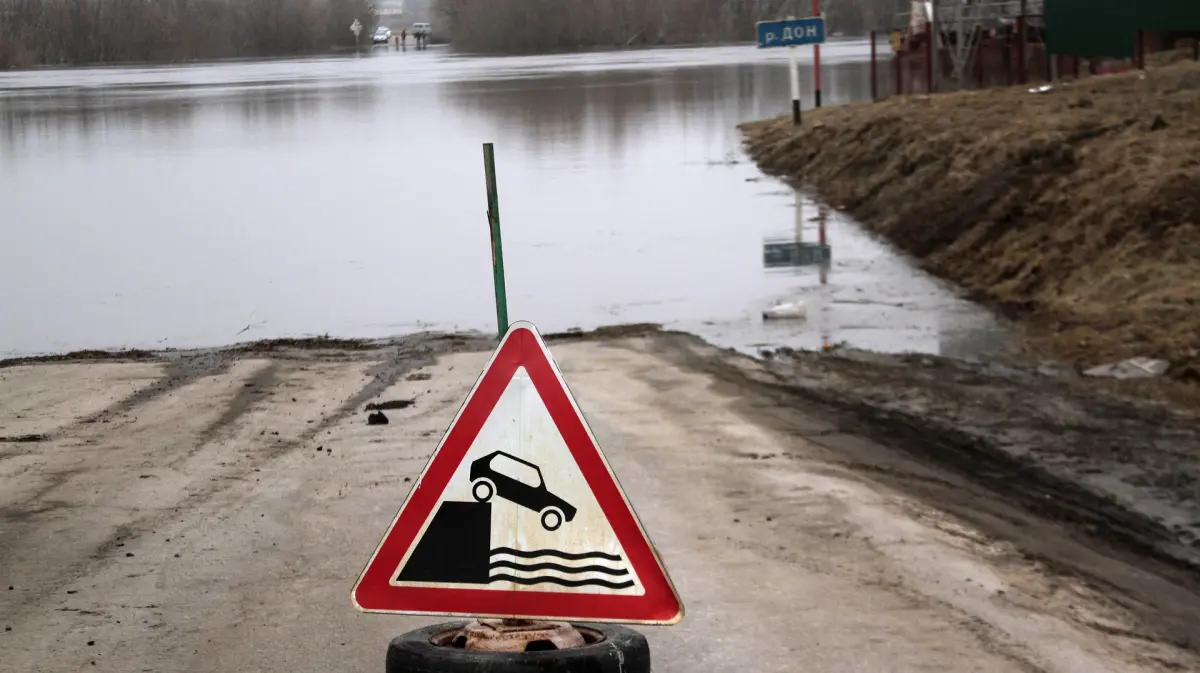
[{"left": 756, "top": 17, "right": 826, "bottom": 48}]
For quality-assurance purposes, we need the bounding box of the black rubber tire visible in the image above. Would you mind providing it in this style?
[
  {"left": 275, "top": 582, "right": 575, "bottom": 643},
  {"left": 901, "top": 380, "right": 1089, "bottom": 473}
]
[{"left": 385, "top": 621, "right": 651, "bottom": 673}]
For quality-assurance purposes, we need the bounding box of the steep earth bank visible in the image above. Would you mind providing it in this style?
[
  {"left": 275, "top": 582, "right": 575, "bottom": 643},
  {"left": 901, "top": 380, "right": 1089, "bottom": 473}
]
[{"left": 741, "top": 61, "right": 1200, "bottom": 384}]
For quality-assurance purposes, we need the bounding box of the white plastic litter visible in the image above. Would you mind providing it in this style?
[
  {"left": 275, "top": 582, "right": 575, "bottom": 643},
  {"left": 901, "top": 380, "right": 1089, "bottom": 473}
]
[{"left": 1082, "top": 357, "right": 1170, "bottom": 379}]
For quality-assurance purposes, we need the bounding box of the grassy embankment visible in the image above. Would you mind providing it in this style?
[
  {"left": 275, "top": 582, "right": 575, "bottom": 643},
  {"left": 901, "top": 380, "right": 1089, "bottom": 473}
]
[{"left": 741, "top": 60, "right": 1200, "bottom": 381}]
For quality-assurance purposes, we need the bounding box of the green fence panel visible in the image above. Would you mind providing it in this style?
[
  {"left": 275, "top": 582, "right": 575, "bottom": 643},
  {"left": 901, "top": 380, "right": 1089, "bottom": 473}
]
[{"left": 1046, "top": 0, "right": 1200, "bottom": 58}]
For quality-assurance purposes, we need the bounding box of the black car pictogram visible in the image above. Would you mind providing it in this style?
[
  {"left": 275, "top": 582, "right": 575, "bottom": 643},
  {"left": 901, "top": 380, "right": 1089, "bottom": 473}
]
[{"left": 469, "top": 451, "right": 577, "bottom": 531}]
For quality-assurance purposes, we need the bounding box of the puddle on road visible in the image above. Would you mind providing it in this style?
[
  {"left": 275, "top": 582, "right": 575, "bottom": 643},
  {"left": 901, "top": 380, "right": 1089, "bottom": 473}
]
[
  {"left": 685, "top": 184, "right": 1010, "bottom": 358},
  {"left": 0, "top": 43, "right": 1007, "bottom": 360}
]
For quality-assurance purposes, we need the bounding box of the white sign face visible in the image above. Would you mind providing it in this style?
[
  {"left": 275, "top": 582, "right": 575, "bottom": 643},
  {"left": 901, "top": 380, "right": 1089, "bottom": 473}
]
[
  {"left": 350, "top": 19, "right": 362, "bottom": 35},
  {"left": 352, "top": 321, "right": 684, "bottom": 624},
  {"left": 394, "top": 367, "right": 645, "bottom": 595}
]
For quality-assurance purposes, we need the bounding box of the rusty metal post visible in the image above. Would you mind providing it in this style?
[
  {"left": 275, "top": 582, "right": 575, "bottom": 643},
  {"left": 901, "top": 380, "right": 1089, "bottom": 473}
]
[
  {"left": 870, "top": 31, "right": 878, "bottom": 100},
  {"left": 1002, "top": 36, "right": 1013, "bottom": 85},
  {"left": 1135, "top": 29, "right": 1145, "bottom": 70},
  {"left": 1016, "top": 14, "right": 1027, "bottom": 84},
  {"left": 818, "top": 201, "right": 830, "bottom": 351},
  {"left": 1194, "top": 38, "right": 1199, "bottom": 61},
  {"left": 925, "top": 24, "right": 934, "bottom": 93},
  {"left": 975, "top": 39, "right": 984, "bottom": 86},
  {"left": 895, "top": 51, "right": 903, "bottom": 96}
]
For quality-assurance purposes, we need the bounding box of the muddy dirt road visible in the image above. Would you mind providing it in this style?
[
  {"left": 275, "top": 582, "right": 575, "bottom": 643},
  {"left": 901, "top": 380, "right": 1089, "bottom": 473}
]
[{"left": 1, "top": 332, "right": 1198, "bottom": 672}]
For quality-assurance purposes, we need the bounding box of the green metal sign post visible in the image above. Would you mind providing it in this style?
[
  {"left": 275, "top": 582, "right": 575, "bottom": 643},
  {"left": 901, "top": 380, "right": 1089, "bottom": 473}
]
[{"left": 482, "top": 143, "right": 509, "bottom": 339}]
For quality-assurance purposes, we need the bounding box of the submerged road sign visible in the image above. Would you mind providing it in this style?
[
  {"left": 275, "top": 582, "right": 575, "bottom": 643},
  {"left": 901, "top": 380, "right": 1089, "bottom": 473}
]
[
  {"left": 352, "top": 321, "right": 684, "bottom": 625},
  {"left": 757, "top": 16, "right": 826, "bottom": 48}
]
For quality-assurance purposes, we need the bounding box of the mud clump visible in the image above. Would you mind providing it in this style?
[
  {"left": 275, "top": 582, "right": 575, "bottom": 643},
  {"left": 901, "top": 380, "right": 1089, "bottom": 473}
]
[
  {"left": 0, "top": 349, "right": 156, "bottom": 369},
  {"left": 778, "top": 348, "right": 1200, "bottom": 555},
  {"left": 741, "top": 61, "right": 1200, "bottom": 381},
  {"left": 544, "top": 323, "right": 663, "bottom": 342},
  {"left": 0, "top": 434, "right": 50, "bottom": 443},
  {"left": 233, "top": 335, "right": 375, "bottom": 353},
  {"left": 365, "top": 399, "right": 414, "bottom": 411}
]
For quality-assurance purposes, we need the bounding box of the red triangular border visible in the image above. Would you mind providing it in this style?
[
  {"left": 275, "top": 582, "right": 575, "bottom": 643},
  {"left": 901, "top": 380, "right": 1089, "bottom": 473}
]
[{"left": 352, "top": 321, "right": 684, "bottom": 625}]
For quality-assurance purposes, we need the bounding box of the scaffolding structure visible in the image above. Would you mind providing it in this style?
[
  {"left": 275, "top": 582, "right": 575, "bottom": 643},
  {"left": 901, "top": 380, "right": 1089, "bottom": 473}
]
[{"left": 896, "top": 0, "right": 1045, "bottom": 88}]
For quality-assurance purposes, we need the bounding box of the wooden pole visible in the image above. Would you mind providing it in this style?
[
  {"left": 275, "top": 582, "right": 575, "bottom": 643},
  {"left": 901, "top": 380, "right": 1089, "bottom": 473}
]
[
  {"left": 925, "top": 23, "right": 934, "bottom": 93},
  {"left": 1016, "top": 14, "right": 1027, "bottom": 84}
]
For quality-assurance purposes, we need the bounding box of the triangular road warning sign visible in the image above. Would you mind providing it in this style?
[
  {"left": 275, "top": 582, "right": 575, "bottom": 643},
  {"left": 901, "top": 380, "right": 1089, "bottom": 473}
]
[{"left": 352, "top": 321, "right": 684, "bottom": 625}]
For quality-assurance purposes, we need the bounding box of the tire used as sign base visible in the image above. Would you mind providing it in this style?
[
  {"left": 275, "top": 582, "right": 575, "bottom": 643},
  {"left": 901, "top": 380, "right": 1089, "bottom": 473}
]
[{"left": 385, "top": 622, "right": 651, "bottom": 673}]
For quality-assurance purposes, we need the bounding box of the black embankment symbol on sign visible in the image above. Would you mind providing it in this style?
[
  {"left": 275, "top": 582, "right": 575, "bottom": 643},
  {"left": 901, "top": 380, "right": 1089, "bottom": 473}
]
[{"left": 395, "top": 451, "right": 632, "bottom": 589}]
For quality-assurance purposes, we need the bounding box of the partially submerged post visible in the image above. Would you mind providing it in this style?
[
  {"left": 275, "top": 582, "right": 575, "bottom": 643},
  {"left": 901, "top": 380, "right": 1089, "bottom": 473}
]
[{"left": 482, "top": 143, "right": 509, "bottom": 339}]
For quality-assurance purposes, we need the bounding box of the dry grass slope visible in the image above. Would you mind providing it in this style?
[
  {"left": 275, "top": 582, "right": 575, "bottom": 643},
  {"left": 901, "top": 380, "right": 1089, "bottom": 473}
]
[{"left": 741, "top": 62, "right": 1200, "bottom": 380}]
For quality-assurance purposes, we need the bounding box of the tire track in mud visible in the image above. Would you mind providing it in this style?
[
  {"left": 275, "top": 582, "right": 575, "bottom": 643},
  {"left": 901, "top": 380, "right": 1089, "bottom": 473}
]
[
  {"left": 78, "top": 352, "right": 233, "bottom": 428},
  {"left": 189, "top": 361, "right": 282, "bottom": 451},
  {"left": 0, "top": 334, "right": 494, "bottom": 621},
  {"left": 0, "top": 354, "right": 233, "bottom": 456},
  {"left": 640, "top": 332, "right": 1200, "bottom": 652},
  {"left": 0, "top": 353, "right": 239, "bottom": 619}
]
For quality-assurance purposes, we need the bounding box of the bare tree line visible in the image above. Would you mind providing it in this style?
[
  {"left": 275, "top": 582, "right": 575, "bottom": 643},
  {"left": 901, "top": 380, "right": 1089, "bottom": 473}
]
[
  {"left": 0, "top": 0, "right": 377, "bottom": 69},
  {"left": 434, "top": 0, "right": 909, "bottom": 53}
]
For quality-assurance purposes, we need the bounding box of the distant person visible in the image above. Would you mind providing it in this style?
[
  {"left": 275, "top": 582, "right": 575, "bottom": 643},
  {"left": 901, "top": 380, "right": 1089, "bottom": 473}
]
[{"left": 400, "top": 29, "right": 407, "bottom": 46}]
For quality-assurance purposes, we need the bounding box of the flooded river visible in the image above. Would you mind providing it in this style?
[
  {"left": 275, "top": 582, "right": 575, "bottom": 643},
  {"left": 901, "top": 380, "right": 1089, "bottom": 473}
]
[{"left": 0, "top": 42, "right": 1005, "bottom": 358}]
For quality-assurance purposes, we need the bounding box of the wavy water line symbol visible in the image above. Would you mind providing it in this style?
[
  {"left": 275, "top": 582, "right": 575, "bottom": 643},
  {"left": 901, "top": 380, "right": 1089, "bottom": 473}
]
[{"left": 487, "top": 547, "right": 634, "bottom": 590}]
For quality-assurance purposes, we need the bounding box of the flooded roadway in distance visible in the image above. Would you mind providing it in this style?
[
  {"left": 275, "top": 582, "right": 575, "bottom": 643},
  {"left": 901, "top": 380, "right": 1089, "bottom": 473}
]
[{"left": 0, "top": 42, "right": 1006, "bottom": 358}]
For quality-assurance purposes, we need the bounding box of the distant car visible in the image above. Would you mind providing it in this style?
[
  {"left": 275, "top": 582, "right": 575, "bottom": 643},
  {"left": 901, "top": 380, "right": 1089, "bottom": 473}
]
[
  {"left": 372, "top": 26, "right": 392, "bottom": 44},
  {"left": 470, "top": 451, "right": 576, "bottom": 531},
  {"left": 411, "top": 22, "right": 431, "bottom": 37}
]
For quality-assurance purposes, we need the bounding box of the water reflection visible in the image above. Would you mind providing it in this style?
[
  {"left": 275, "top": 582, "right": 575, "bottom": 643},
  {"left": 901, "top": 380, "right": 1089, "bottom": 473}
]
[
  {"left": 0, "top": 80, "right": 384, "bottom": 158},
  {"left": 439, "top": 60, "right": 879, "bottom": 163},
  {"left": 753, "top": 188, "right": 1004, "bottom": 357},
  {"left": 232, "top": 88, "right": 318, "bottom": 129},
  {"left": 0, "top": 44, "right": 998, "bottom": 358},
  {"left": 0, "top": 93, "right": 197, "bottom": 153},
  {"left": 324, "top": 82, "right": 380, "bottom": 119}
]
